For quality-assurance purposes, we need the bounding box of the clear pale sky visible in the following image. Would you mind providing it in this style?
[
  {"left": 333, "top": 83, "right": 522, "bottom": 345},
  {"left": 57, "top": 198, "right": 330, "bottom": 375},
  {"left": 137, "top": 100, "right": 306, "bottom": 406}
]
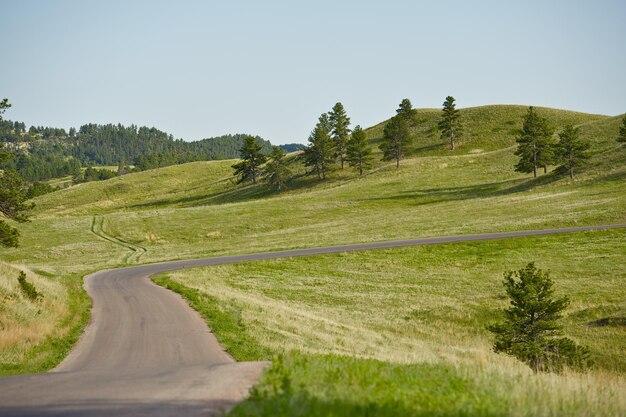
[{"left": 1, "top": 0, "right": 625, "bottom": 144}]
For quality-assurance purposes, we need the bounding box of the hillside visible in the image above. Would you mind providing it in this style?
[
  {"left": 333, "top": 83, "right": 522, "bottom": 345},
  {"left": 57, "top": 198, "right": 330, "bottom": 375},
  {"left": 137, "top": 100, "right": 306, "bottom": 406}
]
[
  {"left": 0, "top": 105, "right": 624, "bottom": 415},
  {"left": 31, "top": 105, "right": 623, "bottom": 218},
  {"left": 364, "top": 105, "right": 609, "bottom": 156},
  {"left": 0, "top": 105, "right": 619, "bottom": 276}
]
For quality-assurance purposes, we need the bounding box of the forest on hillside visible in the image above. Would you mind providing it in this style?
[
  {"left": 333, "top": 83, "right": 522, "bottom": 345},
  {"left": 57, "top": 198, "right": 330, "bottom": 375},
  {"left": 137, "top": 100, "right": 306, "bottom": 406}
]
[{"left": 0, "top": 119, "right": 273, "bottom": 181}]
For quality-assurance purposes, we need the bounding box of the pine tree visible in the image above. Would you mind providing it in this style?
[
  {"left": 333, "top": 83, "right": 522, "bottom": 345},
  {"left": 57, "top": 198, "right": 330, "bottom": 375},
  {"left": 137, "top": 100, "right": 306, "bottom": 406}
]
[
  {"left": 0, "top": 164, "right": 33, "bottom": 247},
  {"left": 555, "top": 125, "right": 590, "bottom": 179},
  {"left": 618, "top": 114, "right": 626, "bottom": 143},
  {"left": 263, "top": 146, "right": 292, "bottom": 191},
  {"left": 0, "top": 100, "right": 32, "bottom": 248},
  {"left": 514, "top": 107, "right": 554, "bottom": 178},
  {"left": 329, "top": 102, "right": 351, "bottom": 169},
  {"left": 488, "top": 263, "right": 592, "bottom": 373},
  {"left": 231, "top": 135, "right": 267, "bottom": 184},
  {"left": 303, "top": 113, "right": 335, "bottom": 179},
  {"left": 346, "top": 125, "right": 372, "bottom": 176},
  {"left": 438, "top": 96, "right": 462, "bottom": 150},
  {"left": 380, "top": 116, "right": 411, "bottom": 168},
  {"left": 396, "top": 99, "right": 416, "bottom": 124}
]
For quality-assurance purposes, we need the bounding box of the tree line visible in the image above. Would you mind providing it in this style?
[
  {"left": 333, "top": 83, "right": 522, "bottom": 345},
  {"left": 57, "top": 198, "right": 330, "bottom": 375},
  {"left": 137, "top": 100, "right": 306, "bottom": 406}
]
[
  {"left": 1, "top": 120, "right": 273, "bottom": 164},
  {"left": 0, "top": 119, "right": 273, "bottom": 182}
]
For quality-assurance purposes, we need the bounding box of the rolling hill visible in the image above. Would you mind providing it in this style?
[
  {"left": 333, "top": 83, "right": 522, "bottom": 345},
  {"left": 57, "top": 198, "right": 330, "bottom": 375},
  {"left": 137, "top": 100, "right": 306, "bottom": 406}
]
[{"left": 0, "top": 104, "right": 624, "bottom": 416}]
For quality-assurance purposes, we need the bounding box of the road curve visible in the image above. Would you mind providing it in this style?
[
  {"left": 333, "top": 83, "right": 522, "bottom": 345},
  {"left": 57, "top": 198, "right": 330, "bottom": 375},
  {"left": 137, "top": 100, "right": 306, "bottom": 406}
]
[{"left": 0, "top": 223, "right": 624, "bottom": 416}]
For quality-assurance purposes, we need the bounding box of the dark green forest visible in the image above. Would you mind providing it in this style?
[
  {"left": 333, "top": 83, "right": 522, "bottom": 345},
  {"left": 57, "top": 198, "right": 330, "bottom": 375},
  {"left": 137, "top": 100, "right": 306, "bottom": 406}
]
[{"left": 0, "top": 119, "right": 275, "bottom": 181}]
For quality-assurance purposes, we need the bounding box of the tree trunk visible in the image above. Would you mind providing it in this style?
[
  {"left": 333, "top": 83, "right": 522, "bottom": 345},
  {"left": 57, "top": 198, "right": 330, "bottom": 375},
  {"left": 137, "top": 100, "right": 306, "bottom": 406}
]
[
  {"left": 533, "top": 151, "right": 537, "bottom": 178},
  {"left": 543, "top": 165, "right": 547, "bottom": 174}
]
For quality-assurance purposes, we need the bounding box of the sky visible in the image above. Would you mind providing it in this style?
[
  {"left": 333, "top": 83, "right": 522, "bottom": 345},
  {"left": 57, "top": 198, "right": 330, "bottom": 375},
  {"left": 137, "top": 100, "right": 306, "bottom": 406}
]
[{"left": 1, "top": 0, "right": 625, "bottom": 145}]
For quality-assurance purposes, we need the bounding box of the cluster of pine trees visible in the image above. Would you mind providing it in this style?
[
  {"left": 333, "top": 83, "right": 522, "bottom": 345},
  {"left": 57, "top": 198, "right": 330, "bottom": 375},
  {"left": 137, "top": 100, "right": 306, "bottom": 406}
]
[
  {"left": 302, "top": 97, "right": 463, "bottom": 178},
  {"left": 302, "top": 102, "right": 373, "bottom": 178},
  {"left": 231, "top": 137, "right": 292, "bottom": 192},
  {"left": 1, "top": 153, "right": 81, "bottom": 182},
  {"left": 514, "top": 107, "right": 608, "bottom": 179}
]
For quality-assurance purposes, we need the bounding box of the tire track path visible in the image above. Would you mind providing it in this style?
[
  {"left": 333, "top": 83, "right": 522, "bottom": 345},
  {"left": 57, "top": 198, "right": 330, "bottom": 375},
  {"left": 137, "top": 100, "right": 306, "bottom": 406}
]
[{"left": 90, "top": 215, "right": 147, "bottom": 264}]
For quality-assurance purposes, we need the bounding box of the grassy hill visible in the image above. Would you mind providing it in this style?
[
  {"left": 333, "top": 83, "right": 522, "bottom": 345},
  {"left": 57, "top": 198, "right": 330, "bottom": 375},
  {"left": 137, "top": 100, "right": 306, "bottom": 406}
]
[
  {"left": 11, "top": 106, "right": 623, "bottom": 272},
  {"left": 364, "top": 105, "right": 609, "bottom": 156},
  {"left": 0, "top": 105, "right": 624, "bottom": 415}
]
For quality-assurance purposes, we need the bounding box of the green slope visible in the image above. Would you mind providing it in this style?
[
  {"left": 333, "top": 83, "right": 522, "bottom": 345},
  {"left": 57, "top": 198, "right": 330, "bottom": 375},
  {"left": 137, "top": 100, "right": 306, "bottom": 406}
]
[
  {"left": 32, "top": 105, "right": 620, "bottom": 217},
  {"left": 364, "top": 104, "right": 609, "bottom": 156},
  {"left": 3, "top": 106, "right": 620, "bottom": 273}
]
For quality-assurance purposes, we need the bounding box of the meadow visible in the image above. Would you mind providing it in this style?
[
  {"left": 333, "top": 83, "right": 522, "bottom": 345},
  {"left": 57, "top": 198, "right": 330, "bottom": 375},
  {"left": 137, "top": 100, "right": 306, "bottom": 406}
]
[
  {"left": 0, "top": 105, "right": 624, "bottom": 415},
  {"left": 7, "top": 108, "right": 624, "bottom": 274},
  {"left": 156, "top": 229, "right": 626, "bottom": 416}
]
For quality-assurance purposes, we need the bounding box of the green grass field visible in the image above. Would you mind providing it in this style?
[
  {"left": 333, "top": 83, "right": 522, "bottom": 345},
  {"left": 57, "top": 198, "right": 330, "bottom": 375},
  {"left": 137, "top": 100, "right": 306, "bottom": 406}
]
[
  {"left": 0, "top": 105, "right": 624, "bottom": 415},
  {"left": 156, "top": 229, "right": 625, "bottom": 416},
  {"left": 7, "top": 107, "right": 624, "bottom": 274}
]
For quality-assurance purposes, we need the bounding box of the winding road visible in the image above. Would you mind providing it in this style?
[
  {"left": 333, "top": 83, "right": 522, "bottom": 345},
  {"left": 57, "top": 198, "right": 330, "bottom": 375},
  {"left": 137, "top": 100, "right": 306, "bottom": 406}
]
[{"left": 0, "top": 224, "right": 624, "bottom": 416}]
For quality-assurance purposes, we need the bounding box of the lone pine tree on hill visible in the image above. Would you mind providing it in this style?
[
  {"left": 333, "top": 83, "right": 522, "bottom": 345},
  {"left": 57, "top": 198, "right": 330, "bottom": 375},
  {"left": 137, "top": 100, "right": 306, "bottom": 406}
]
[
  {"left": 555, "top": 125, "right": 590, "bottom": 179},
  {"left": 346, "top": 125, "right": 372, "bottom": 176},
  {"left": 329, "top": 102, "right": 351, "bottom": 169},
  {"left": 438, "top": 96, "right": 463, "bottom": 150},
  {"left": 380, "top": 115, "right": 411, "bottom": 168},
  {"left": 488, "top": 262, "right": 592, "bottom": 373},
  {"left": 303, "top": 113, "right": 335, "bottom": 179},
  {"left": 232, "top": 135, "right": 267, "bottom": 184},
  {"left": 618, "top": 114, "right": 626, "bottom": 143},
  {"left": 514, "top": 107, "right": 554, "bottom": 178},
  {"left": 263, "top": 146, "right": 292, "bottom": 191}
]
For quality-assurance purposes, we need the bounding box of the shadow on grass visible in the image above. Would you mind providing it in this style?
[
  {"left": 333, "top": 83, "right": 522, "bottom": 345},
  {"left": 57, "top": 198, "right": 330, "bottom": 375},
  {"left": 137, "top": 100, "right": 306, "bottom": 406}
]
[
  {"left": 127, "top": 157, "right": 622, "bottom": 211},
  {"left": 587, "top": 317, "right": 626, "bottom": 328},
  {"left": 126, "top": 182, "right": 276, "bottom": 210},
  {"left": 359, "top": 174, "right": 564, "bottom": 206},
  {"left": 125, "top": 171, "right": 347, "bottom": 210}
]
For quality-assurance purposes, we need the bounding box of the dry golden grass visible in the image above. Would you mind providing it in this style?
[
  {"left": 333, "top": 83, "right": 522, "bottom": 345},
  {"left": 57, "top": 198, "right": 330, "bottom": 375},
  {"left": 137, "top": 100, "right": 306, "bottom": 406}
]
[{"left": 0, "top": 262, "right": 68, "bottom": 365}]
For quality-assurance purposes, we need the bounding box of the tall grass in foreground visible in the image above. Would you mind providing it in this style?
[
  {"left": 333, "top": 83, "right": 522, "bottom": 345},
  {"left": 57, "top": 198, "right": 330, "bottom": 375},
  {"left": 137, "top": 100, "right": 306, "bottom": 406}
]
[
  {"left": 0, "top": 263, "right": 90, "bottom": 375},
  {"left": 229, "top": 354, "right": 625, "bottom": 417}
]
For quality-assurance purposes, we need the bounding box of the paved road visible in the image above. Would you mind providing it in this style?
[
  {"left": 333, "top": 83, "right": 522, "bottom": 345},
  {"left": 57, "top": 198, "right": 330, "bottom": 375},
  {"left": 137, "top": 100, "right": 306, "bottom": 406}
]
[{"left": 0, "top": 223, "right": 624, "bottom": 416}]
